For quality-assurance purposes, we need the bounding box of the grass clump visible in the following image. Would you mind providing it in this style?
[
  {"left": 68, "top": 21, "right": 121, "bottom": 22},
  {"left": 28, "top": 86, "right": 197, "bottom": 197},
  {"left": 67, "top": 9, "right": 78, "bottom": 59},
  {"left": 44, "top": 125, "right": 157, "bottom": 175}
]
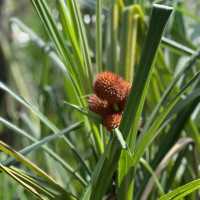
[{"left": 0, "top": 0, "right": 200, "bottom": 200}]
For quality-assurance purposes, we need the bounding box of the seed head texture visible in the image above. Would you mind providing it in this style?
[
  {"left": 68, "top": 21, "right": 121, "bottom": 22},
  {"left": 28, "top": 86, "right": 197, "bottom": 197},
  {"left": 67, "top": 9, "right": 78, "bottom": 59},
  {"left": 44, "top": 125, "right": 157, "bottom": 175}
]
[
  {"left": 93, "top": 71, "right": 127, "bottom": 103},
  {"left": 88, "top": 94, "right": 111, "bottom": 116},
  {"left": 103, "top": 113, "right": 122, "bottom": 131},
  {"left": 88, "top": 71, "right": 132, "bottom": 131}
]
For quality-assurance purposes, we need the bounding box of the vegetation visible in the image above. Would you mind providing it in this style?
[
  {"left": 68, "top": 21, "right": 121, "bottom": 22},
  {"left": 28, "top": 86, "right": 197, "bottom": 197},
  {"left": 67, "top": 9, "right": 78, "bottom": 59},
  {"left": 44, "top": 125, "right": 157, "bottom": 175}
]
[{"left": 0, "top": 0, "right": 200, "bottom": 199}]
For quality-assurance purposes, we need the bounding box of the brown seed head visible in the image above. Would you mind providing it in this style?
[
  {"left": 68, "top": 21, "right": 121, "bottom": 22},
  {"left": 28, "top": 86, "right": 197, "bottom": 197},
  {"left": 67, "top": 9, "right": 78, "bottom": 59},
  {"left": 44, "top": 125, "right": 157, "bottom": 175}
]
[
  {"left": 93, "top": 71, "right": 127, "bottom": 104},
  {"left": 121, "top": 80, "right": 132, "bottom": 96},
  {"left": 118, "top": 80, "right": 132, "bottom": 111},
  {"left": 103, "top": 113, "right": 122, "bottom": 131},
  {"left": 89, "top": 71, "right": 132, "bottom": 131},
  {"left": 88, "top": 94, "right": 112, "bottom": 116}
]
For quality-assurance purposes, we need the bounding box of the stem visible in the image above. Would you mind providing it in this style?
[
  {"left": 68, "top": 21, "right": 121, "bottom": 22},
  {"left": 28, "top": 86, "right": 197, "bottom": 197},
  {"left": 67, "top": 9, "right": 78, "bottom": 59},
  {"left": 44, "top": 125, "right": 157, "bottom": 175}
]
[{"left": 96, "top": 0, "right": 102, "bottom": 72}]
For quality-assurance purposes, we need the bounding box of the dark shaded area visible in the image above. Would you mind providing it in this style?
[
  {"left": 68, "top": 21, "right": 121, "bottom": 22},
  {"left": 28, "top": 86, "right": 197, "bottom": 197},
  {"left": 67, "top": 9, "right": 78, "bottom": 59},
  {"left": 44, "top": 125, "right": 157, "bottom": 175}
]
[{"left": 0, "top": 0, "right": 12, "bottom": 145}]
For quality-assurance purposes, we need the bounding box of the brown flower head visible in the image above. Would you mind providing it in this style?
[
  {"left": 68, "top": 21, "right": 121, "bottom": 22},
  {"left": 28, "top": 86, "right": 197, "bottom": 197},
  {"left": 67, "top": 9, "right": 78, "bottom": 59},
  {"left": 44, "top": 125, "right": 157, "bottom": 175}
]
[
  {"left": 88, "top": 94, "right": 112, "bottom": 116},
  {"left": 121, "top": 80, "right": 132, "bottom": 96},
  {"left": 88, "top": 71, "right": 132, "bottom": 131},
  {"left": 93, "top": 71, "right": 127, "bottom": 104},
  {"left": 118, "top": 80, "right": 132, "bottom": 111},
  {"left": 103, "top": 113, "right": 122, "bottom": 131}
]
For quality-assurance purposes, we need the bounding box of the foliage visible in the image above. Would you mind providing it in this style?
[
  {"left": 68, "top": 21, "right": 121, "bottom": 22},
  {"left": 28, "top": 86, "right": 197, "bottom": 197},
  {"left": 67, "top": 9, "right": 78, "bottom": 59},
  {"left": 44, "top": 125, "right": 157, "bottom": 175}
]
[{"left": 0, "top": 0, "right": 200, "bottom": 199}]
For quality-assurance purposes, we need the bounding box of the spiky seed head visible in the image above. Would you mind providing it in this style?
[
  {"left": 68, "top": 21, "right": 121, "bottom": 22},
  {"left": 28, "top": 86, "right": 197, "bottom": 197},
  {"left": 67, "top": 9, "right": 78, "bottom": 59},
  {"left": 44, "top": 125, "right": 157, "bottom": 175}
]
[
  {"left": 103, "top": 113, "right": 122, "bottom": 131},
  {"left": 118, "top": 80, "right": 132, "bottom": 111},
  {"left": 88, "top": 94, "right": 112, "bottom": 116},
  {"left": 89, "top": 71, "right": 132, "bottom": 130},
  {"left": 93, "top": 71, "right": 127, "bottom": 104},
  {"left": 121, "top": 80, "right": 132, "bottom": 96}
]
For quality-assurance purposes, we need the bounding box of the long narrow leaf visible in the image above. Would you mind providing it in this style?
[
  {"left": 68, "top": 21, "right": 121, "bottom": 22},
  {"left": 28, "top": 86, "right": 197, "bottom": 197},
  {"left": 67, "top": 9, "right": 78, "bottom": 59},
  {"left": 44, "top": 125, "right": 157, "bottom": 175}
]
[
  {"left": 159, "top": 179, "right": 200, "bottom": 200},
  {"left": 117, "top": 4, "right": 173, "bottom": 199},
  {"left": 132, "top": 70, "right": 200, "bottom": 166},
  {"left": 0, "top": 117, "right": 87, "bottom": 186}
]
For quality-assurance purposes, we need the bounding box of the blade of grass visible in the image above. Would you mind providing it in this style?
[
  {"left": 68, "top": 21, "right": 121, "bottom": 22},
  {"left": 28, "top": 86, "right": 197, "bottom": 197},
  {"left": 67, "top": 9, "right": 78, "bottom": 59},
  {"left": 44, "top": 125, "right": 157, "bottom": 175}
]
[
  {"left": 5, "top": 167, "right": 56, "bottom": 199},
  {"left": 117, "top": 5, "right": 173, "bottom": 200},
  {"left": 144, "top": 49, "right": 200, "bottom": 132},
  {"left": 64, "top": 101, "right": 101, "bottom": 123},
  {"left": 0, "top": 81, "right": 58, "bottom": 132},
  {"left": 96, "top": 0, "right": 102, "bottom": 72},
  {"left": 57, "top": 0, "right": 104, "bottom": 156},
  {"left": 64, "top": 101, "right": 104, "bottom": 155},
  {"left": 30, "top": 0, "right": 103, "bottom": 157},
  {"left": 0, "top": 164, "right": 47, "bottom": 200},
  {"left": 67, "top": 0, "right": 93, "bottom": 85},
  {"left": 161, "top": 37, "right": 196, "bottom": 56},
  {"left": 110, "top": 1, "right": 120, "bottom": 72},
  {"left": 132, "top": 70, "right": 200, "bottom": 167},
  {"left": 9, "top": 18, "right": 67, "bottom": 76},
  {"left": 31, "top": 0, "right": 84, "bottom": 106},
  {"left": 57, "top": 0, "right": 90, "bottom": 91},
  {"left": 0, "top": 140, "right": 71, "bottom": 196},
  {"left": 119, "top": 5, "right": 144, "bottom": 81},
  {"left": 120, "top": 4, "right": 173, "bottom": 148},
  {"left": 57, "top": 0, "right": 82, "bottom": 64},
  {"left": 31, "top": 0, "right": 76, "bottom": 74},
  {"left": 0, "top": 117, "right": 87, "bottom": 186},
  {"left": 140, "top": 158, "right": 164, "bottom": 197},
  {"left": 3, "top": 122, "right": 83, "bottom": 166},
  {"left": 0, "top": 82, "right": 92, "bottom": 179},
  {"left": 141, "top": 138, "right": 193, "bottom": 200},
  {"left": 1, "top": 165, "right": 77, "bottom": 200},
  {"left": 159, "top": 179, "right": 200, "bottom": 200}
]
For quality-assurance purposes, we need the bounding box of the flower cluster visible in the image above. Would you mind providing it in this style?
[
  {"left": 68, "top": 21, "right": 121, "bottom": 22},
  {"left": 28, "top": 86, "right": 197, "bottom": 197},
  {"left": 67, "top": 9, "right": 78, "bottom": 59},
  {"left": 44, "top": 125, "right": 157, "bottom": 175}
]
[{"left": 88, "top": 71, "right": 132, "bottom": 131}]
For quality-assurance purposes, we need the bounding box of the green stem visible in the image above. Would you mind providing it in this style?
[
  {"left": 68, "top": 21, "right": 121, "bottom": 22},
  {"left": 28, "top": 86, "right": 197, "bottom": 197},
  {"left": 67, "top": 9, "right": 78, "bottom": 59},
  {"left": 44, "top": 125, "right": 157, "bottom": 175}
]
[{"left": 96, "top": 0, "right": 102, "bottom": 72}]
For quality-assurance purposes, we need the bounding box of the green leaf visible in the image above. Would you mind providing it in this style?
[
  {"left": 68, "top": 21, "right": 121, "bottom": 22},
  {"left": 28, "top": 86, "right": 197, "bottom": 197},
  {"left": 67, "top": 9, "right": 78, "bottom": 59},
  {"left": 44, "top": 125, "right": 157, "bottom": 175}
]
[
  {"left": 67, "top": 0, "right": 93, "bottom": 85},
  {"left": 0, "top": 82, "right": 91, "bottom": 181},
  {"left": 0, "top": 165, "right": 77, "bottom": 200},
  {"left": 0, "top": 117, "right": 87, "bottom": 186},
  {"left": 64, "top": 101, "right": 101, "bottom": 123},
  {"left": 113, "top": 128, "right": 127, "bottom": 149},
  {"left": 0, "top": 141, "right": 75, "bottom": 199},
  {"left": 141, "top": 138, "right": 193, "bottom": 200},
  {"left": 159, "top": 179, "right": 200, "bottom": 200},
  {"left": 161, "top": 37, "right": 196, "bottom": 56},
  {"left": 9, "top": 18, "right": 66, "bottom": 73},
  {"left": 0, "top": 164, "right": 47, "bottom": 200},
  {"left": 144, "top": 49, "right": 200, "bottom": 132},
  {"left": 3, "top": 122, "right": 83, "bottom": 166},
  {"left": 120, "top": 4, "right": 173, "bottom": 149},
  {"left": 96, "top": 0, "right": 103, "bottom": 72},
  {"left": 57, "top": 0, "right": 91, "bottom": 92},
  {"left": 81, "top": 4, "right": 173, "bottom": 200},
  {"left": 117, "top": 4, "right": 173, "bottom": 200},
  {"left": 0, "top": 81, "right": 58, "bottom": 133},
  {"left": 30, "top": 0, "right": 84, "bottom": 105},
  {"left": 119, "top": 5, "right": 144, "bottom": 81},
  {"left": 132, "top": 70, "right": 200, "bottom": 167},
  {"left": 140, "top": 158, "right": 164, "bottom": 196}
]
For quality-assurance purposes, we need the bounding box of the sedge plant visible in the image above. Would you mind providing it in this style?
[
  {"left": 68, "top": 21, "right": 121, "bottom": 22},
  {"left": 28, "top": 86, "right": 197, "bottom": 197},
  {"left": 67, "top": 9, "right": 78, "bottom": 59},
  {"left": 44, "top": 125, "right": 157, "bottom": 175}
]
[{"left": 0, "top": 0, "right": 200, "bottom": 200}]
